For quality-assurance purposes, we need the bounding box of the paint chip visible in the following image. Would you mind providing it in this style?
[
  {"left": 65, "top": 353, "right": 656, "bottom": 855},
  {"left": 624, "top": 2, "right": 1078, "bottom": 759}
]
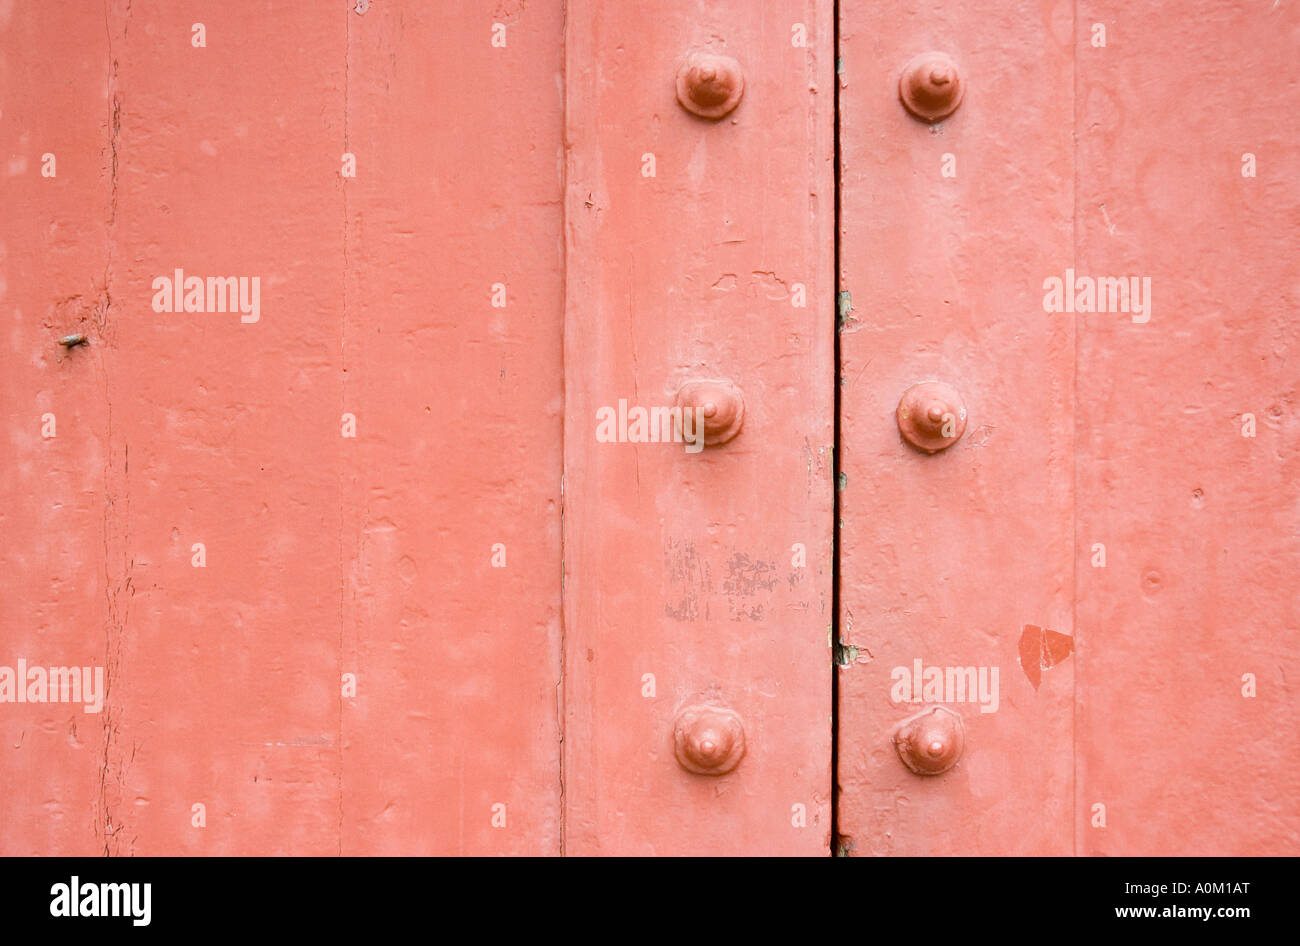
[{"left": 1017, "top": 624, "right": 1073, "bottom": 691}]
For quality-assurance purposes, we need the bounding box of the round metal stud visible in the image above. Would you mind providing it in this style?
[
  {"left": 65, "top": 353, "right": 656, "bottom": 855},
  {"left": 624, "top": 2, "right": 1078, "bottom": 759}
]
[
  {"left": 675, "top": 379, "right": 745, "bottom": 446},
  {"left": 673, "top": 702, "right": 746, "bottom": 776},
  {"left": 899, "top": 51, "right": 965, "bottom": 123},
  {"left": 675, "top": 52, "right": 745, "bottom": 120},
  {"left": 893, "top": 706, "right": 965, "bottom": 775},
  {"left": 896, "top": 380, "right": 967, "bottom": 453}
]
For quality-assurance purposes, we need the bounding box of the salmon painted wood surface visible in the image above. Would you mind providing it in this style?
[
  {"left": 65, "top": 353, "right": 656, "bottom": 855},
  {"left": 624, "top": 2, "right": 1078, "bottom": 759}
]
[{"left": 0, "top": 0, "right": 1295, "bottom": 856}]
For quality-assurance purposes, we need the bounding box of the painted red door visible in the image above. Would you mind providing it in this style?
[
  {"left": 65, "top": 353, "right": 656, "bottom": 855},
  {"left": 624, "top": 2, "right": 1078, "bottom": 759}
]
[
  {"left": 2, "top": 0, "right": 1294, "bottom": 859},
  {"left": 835, "top": 0, "right": 1299, "bottom": 856}
]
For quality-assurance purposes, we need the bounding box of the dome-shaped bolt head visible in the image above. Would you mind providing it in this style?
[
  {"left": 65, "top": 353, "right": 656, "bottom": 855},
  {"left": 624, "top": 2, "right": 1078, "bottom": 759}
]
[
  {"left": 673, "top": 702, "right": 746, "bottom": 776},
  {"left": 676, "top": 52, "right": 745, "bottom": 120},
  {"left": 896, "top": 380, "right": 967, "bottom": 453},
  {"left": 899, "top": 51, "right": 965, "bottom": 123},
  {"left": 894, "top": 706, "right": 965, "bottom": 775},
  {"left": 675, "top": 379, "right": 745, "bottom": 446}
]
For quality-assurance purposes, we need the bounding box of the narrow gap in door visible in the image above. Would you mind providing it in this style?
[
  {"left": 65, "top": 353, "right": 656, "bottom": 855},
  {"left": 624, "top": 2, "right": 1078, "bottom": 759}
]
[{"left": 829, "top": 0, "right": 844, "bottom": 857}]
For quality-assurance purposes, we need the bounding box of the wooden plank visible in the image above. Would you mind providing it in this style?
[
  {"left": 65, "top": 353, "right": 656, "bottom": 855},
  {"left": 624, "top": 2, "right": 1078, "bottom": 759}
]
[
  {"left": 336, "top": 0, "right": 566, "bottom": 855},
  {"left": 0, "top": 0, "right": 118, "bottom": 856},
  {"left": 1074, "top": 0, "right": 1300, "bottom": 855},
  {"left": 836, "top": 0, "right": 1076, "bottom": 855},
  {"left": 563, "top": 0, "right": 835, "bottom": 854}
]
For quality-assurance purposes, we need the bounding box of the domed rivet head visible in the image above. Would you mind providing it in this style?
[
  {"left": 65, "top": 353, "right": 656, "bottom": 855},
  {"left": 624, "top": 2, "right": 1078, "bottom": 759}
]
[
  {"left": 893, "top": 706, "right": 965, "bottom": 775},
  {"left": 676, "top": 52, "right": 745, "bottom": 120},
  {"left": 896, "top": 380, "right": 967, "bottom": 453},
  {"left": 673, "top": 702, "right": 746, "bottom": 776},
  {"left": 899, "top": 52, "right": 965, "bottom": 123},
  {"left": 674, "top": 379, "right": 745, "bottom": 446}
]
